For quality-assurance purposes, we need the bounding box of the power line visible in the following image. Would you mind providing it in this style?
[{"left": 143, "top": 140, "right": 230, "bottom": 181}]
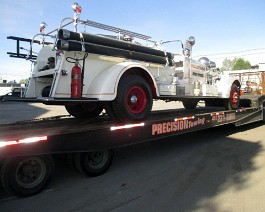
[
  {"left": 202, "top": 51, "right": 265, "bottom": 60},
  {"left": 195, "top": 47, "right": 265, "bottom": 57},
  {"left": 194, "top": 48, "right": 265, "bottom": 59}
]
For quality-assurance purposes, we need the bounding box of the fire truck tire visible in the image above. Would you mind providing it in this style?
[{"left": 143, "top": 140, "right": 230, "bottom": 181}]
[
  {"left": 41, "top": 86, "right": 51, "bottom": 97},
  {"left": 81, "top": 150, "right": 113, "bottom": 177},
  {"left": 0, "top": 155, "right": 54, "bottom": 198},
  {"left": 205, "top": 99, "right": 224, "bottom": 107},
  {"left": 109, "top": 75, "right": 152, "bottom": 122},
  {"left": 182, "top": 99, "right": 199, "bottom": 109},
  {"left": 224, "top": 84, "right": 240, "bottom": 110},
  {"left": 65, "top": 102, "right": 104, "bottom": 118}
]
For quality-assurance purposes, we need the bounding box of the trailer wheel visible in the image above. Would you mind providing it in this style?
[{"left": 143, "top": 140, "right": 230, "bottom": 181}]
[
  {"left": 81, "top": 150, "right": 113, "bottom": 177},
  {"left": 69, "top": 153, "right": 84, "bottom": 174},
  {"left": 182, "top": 99, "right": 199, "bottom": 109},
  {"left": 224, "top": 84, "right": 240, "bottom": 110},
  {"left": 65, "top": 102, "right": 104, "bottom": 118},
  {"left": 108, "top": 75, "right": 152, "bottom": 122},
  {"left": 0, "top": 155, "right": 54, "bottom": 197}
]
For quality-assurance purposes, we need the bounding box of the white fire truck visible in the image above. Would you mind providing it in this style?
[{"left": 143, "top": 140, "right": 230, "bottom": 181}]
[
  {"left": 8, "top": 3, "right": 240, "bottom": 122},
  {"left": 3, "top": 3, "right": 265, "bottom": 199}
]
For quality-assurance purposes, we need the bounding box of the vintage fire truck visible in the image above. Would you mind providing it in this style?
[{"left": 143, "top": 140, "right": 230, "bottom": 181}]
[
  {"left": 8, "top": 3, "right": 240, "bottom": 122},
  {"left": 4, "top": 3, "right": 265, "bottom": 199}
]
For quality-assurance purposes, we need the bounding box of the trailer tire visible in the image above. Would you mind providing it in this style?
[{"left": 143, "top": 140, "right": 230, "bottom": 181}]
[
  {"left": 224, "top": 84, "right": 240, "bottom": 110},
  {"left": 0, "top": 155, "right": 54, "bottom": 197},
  {"left": 109, "top": 75, "right": 152, "bottom": 122},
  {"left": 81, "top": 150, "right": 113, "bottom": 177},
  {"left": 71, "top": 153, "right": 84, "bottom": 174},
  {"left": 182, "top": 99, "right": 199, "bottom": 109},
  {"left": 65, "top": 102, "right": 104, "bottom": 118}
]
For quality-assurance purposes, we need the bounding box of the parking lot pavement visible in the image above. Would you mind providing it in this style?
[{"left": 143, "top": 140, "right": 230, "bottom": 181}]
[{"left": 0, "top": 102, "right": 69, "bottom": 124}]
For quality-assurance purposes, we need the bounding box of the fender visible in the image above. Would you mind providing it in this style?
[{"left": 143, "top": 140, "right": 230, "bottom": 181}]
[
  {"left": 217, "top": 74, "right": 240, "bottom": 98},
  {"left": 83, "top": 61, "right": 158, "bottom": 101}
]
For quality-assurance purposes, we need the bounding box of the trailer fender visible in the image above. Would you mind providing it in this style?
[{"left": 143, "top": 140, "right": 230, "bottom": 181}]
[{"left": 84, "top": 61, "right": 158, "bottom": 101}]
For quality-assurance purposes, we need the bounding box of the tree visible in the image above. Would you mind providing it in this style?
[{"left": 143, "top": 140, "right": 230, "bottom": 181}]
[
  {"left": 221, "top": 57, "right": 251, "bottom": 71},
  {"left": 221, "top": 58, "right": 237, "bottom": 71},
  {"left": 232, "top": 58, "right": 251, "bottom": 70}
]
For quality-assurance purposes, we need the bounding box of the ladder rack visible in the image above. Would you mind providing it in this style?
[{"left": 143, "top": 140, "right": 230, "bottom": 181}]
[{"left": 78, "top": 19, "right": 151, "bottom": 40}]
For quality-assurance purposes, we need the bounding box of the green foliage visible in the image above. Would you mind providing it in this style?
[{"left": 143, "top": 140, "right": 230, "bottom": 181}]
[
  {"left": 232, "top": 58, "right": 251, "bottom": 70},
  {"left": 221, "top": 58, "right": 251, "bottom": 71},
  {"left": 221, "top": 58, "right": 237, "bottom": 71}
]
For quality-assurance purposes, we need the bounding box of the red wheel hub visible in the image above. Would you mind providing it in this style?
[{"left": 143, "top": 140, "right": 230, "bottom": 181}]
[
  {"left": 231, "top": 91, "right": 239, "bottom": 105},
  {"left": 126, "top": 86, "right": 147, "bottom": 114}
]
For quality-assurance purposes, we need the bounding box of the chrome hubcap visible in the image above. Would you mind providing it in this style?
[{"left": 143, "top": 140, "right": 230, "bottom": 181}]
[{"left": 130, "top": 95, "right": 138, "bottom": 104}]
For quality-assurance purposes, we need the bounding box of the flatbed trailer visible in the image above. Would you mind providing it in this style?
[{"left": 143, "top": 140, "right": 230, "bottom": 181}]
[{"left": 0, "top": 96, "right": 264, "bottom": 197}]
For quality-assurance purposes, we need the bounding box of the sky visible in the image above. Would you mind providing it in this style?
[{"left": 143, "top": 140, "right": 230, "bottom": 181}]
[{"left": 0, "top": 0, "right": 265, "bottom": 82}]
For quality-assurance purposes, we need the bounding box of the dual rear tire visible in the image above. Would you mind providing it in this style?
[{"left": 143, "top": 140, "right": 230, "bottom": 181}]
[
  {"left": 1, "top": 150, "right": 113, "bottom": 198},
  {"left": 69, "top": 150, "right": 113, "bottom": 177},
  {"left": 1, "top": 155, "right": 54, "bottom": 197}
]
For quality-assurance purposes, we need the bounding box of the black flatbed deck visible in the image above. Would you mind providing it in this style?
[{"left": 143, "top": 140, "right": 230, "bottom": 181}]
[
  {"left": 0, "top": 106, "right": 257, "bottom": 140},
  {"left": 0, "top": 99, "right": 264, "bottom": 158}
]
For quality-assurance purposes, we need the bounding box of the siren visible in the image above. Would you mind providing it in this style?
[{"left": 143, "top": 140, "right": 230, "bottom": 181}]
[
  {"left": 72, "top": 2, "right": 82, "bottom": 14},
  {"left": 40, "top": 22, "right": 47, "bottom": 33}
]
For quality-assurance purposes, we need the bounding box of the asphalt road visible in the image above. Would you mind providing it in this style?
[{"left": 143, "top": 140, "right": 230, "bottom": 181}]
[{"left": 0, "top": 101, "right": 265, "bottom": 211}]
